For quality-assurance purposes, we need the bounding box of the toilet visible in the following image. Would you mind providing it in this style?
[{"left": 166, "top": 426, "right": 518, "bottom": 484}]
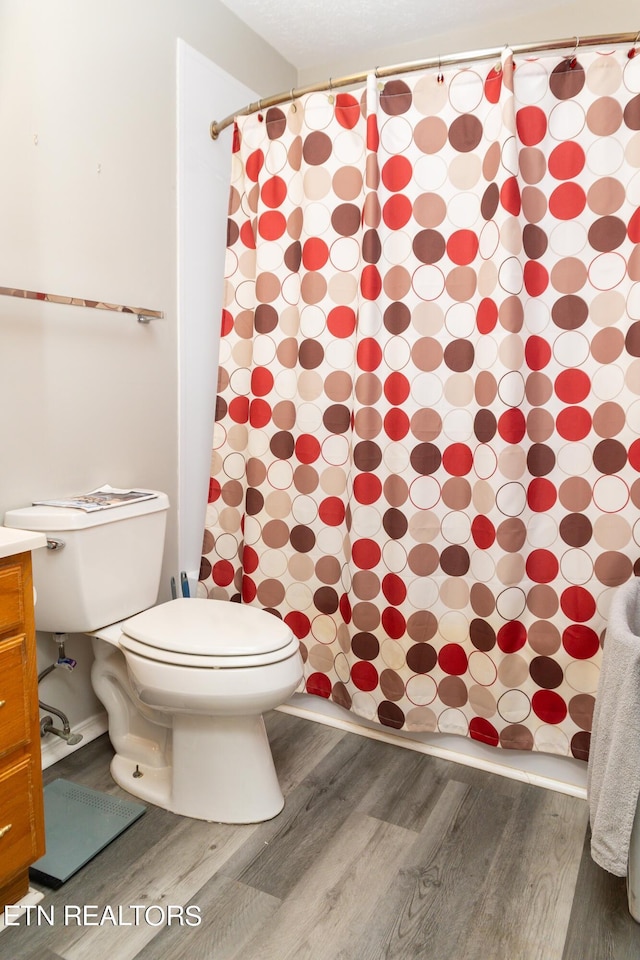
[{"left": 4, "top": 491, "right": 303, "bottom": 823}]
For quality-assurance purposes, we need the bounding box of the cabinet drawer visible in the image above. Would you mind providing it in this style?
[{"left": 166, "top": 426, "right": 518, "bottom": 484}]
[
  {"left": 0, "top": 757, "right": 42, "bottom": 876},
  {"left": 0, "top": 564, "right": 24, "bottom": 637},
  {"left": 0, "top": 636, "right": 30, "bottom": 757}
]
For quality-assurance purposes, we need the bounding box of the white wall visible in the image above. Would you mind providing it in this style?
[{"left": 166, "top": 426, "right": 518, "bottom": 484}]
[
  {"left": 177, "top": 42, "right": 257, "bottom": 587},
  {"left": 0, "top": 0, "right": 295, "bottom": 751}
]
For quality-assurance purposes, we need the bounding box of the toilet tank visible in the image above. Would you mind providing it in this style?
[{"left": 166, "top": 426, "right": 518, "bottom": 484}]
[{"left": 4, "top": 490, "right": 169, "bottom": 633}]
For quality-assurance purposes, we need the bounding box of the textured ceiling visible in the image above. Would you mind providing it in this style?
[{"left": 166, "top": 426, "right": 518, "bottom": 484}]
[{"left": 218, "top": 0, "right": 559, "bottom": 70}]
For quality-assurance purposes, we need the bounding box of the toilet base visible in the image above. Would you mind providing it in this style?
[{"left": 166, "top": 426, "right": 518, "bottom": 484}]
[{"left": 110, "top": 712, "right": 285, "bottom": 824}]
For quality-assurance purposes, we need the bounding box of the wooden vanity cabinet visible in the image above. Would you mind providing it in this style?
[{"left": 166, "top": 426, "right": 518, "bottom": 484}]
[{"left": 0, "top": 550, "right": 45, "bottom": 914}]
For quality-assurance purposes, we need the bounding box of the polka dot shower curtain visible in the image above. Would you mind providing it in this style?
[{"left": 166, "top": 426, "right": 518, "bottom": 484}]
[{"left": 200, "top": 44, "right": 640, "bottom": 760}]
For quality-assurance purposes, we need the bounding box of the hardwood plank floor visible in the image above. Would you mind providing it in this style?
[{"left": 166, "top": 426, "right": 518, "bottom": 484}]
[{"left": 2, "top": 710, "right": 640, "bottom": 959}]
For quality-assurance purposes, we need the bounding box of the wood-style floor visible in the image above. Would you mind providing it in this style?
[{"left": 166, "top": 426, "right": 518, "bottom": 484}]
[{"left": 3, "top": 710, "right": 640, "bottom": 959}]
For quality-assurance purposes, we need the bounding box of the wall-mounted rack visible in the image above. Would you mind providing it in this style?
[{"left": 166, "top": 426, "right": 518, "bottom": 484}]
[{"left": 0, "top": 285, "right": 163, "bottom": 323}]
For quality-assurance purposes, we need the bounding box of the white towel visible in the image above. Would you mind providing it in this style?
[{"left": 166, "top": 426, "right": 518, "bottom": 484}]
[{"left": 588, "top": 576, "right": 640, "bottom": 876}]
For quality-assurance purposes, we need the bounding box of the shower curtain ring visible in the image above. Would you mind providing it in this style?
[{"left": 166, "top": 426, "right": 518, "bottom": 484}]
[
  {"left": 290, "top": 88, "right": 297, "bottom": 112},
  {"left": 629, "top": 30, "right": 640, "bottom": 59},
  {"left": 437, "top": 55, "right": 444, "bottom": 84},
  {"left": 328, "top": 77, "right": 335, "bottom": 105},
  {"left": 569, "top": 36, "right": 579, "bottom": 69}
]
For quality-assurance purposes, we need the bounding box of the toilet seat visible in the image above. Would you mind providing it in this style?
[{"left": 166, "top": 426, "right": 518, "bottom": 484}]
[{"left": 119, "top": 597, "right": 299, "bottom": 668}]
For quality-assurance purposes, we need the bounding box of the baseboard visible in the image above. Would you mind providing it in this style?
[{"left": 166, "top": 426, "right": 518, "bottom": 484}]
[{"left": 40, "top": 712, "right": 109, "bottom": 770}]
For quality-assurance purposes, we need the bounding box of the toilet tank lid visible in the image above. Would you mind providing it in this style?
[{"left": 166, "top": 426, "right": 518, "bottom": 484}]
[
  {"left": 121, "top": 598, "right": 294, "bottom": 657},
  {"left": 4, "top": 489, "right": 169, "bottom": 531}
]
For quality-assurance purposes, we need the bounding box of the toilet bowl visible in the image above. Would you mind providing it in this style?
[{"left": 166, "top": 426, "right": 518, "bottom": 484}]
[{"left": 4, "top": 491, "right": 303, "bottom": 823}]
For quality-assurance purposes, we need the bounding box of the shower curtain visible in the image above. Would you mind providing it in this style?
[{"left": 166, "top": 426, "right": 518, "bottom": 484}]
[{"left": 200, "top": 43, "right": 640, "bottom": 760}]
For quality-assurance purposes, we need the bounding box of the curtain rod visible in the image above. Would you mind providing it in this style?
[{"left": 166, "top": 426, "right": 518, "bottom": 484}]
[{"left": 210, "top": 30, "right": 639, "bottom": 140}]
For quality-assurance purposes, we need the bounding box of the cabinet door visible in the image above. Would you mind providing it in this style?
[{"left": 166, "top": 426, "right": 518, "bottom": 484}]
[
  {"left": 0, "top": 563, "right": 24, "bottom": 638},
  {"left": 0, "top": 635, "right": 30, "bottom": 757},
  {"left": 0, "top": 758, "right": 42, "bottom": 877}
]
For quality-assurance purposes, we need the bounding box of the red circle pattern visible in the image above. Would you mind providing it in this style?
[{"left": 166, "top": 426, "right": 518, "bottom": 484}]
[{"left": 201, "top": 48, "right": 640, "bottom": 762}]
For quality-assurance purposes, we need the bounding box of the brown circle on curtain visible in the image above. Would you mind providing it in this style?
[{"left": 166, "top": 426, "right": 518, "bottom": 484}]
[
  {"left": 265, "top": 107, "right": 287, "bottom": 139},
  {"left": 316, "top": 555, "right": 341, "bottom": 584},
  {"left": 284, "top": 241, "right": 302, "bottom": 271},
  {"left": 551, "top": 294, "right": 589, "bottom": 330},
  {"left": 593, "top": 401, "right": 625, "bottom": 438},
  {"left": 496, "top": 518, "right": 527, "bottom": 552},
  {"left": 414, "top": 192, "right": 447, "bottom": 227},
  {"left": 412, "top": 337, "right": 444, "bottom": 372},
  {"left": 383, "top": 507, "right": 409, "bottom": 540},
  {"left": 332, "top": 682, "right": 352, "bottom": 711},
  {"left": 352, "top": 571, "right": 380, "bottom": 600},
  {"left": 352, "top": 632, "right": 380, "bottom": 660},
  {"left": 440, "top": 545, "right": 470, "bottom": 576},
  {"left": 246, "top": 457, "right": 267, "bottom": 485},
  {"left": 384, "top": 301, "right": 411, "bottom": 333},
  {"left": 245, "top": 487, "right": 264, "bottom": 516},
  {"left": 380, "top": 79, "right": 412, "bottom": 115},
  {"left": 444, "top": 339, "right": 475, "bottom": 372},
  {"left": 353, "top": 439, "right": 382, "bottom": 471},
  {"left": 470, "top": 618, "right": 496, "bottom": 651},
  {"left": 378, "top": 702, "right": 406, "bottom": 730},
  {"left": 411, "top": 407, "right": 443, "bottom": 439},
  {"left": 406, "top": 643, "right": 437, "bottom": 674},
  {"left": 587, "top": 97, "right": 623, "bottom": 136},
  {"left": 407, "top": 544, "right": 439, "bottom": 576},
  {"left": 530, "top": 656, "right": 564, "bottom": 689},
  {"left": 407, "top": 609, "right": 438, "bottom": 642},
  {"left": 591, "top": 328, "right": 624, "bottom": 364},
  {"left": 442, "top": 477, "right": 471, "bottom": 509},
  {"left": 525, "top": 371, "right": 553, "bottom": 406},
  {"left": 549, "top": 59, "right": 585, "bottom": 100},
  {"left": 474, "top": 409, "right": 497, "bottom": 441},
  {"left": 559, "top": 512, "right": 592, "bottom": 547},
  {"left": 470, "top": 582, "right": 495, "bottom": 617},
  {"left": 588, "top": 216, "right": 627, "bottom": 252},
  {"left": 571, "top": 731, "right": 591, "bottom": 760},
  {"left": 528, "top": 620, "right": 561, "bottom": 655},
  {"left": 314, "top": 586, "right": 339, "bottom": 614},
  {"left": 527, "top": 584, "right": 559, "bottom": 618},
  {"left": 501, "top": 725, "right": 534, "bottom": 751},
  {"left": 302, "top": 130, "right": 332, "bottom": 164},
  {"left": 255, "top": 303, "right": 279, "bottom": 334},
  {"left": 527, "top": 408, "right": 554, "bottom": 442},
  {"left": 383, "top": 475, "right": 409, "bottom": 506},
  {"left": 527, "top": 443, "right": 555, "bottom": 477},
  {"left": 270, "top": 431, "right": 295, "bottom": 459},
  {"left": 569, "top": 694, "right": 595, "bottom": 731},
  {"left": 519, "top": 147, "right": 546, "bottom": 185},
  {"left": 413, "top": 228, "right": 446, "bottom": 263},
  {"left": 323, "top": 404, "right": 351, "bottom": 434},
  {"left": 559, "top": 475, "right": 592, "bottom": 510},
  {"left": 448, "top": 114, "right": 483, "bottom": 152},
  {"left": 332, "top": 203, "right": 361, "bottom": 236},
  {"left": 624, "top": 94, "right": 640, "bottom": 131},
  {"left": 380, "top": 670, "right": 405, "bottom": 702},
  {"left": 410, "top": 442, "right": 442, "bottom": 475},
  {"left": 414, "top": 115, "right": 448, "bottom": 153},
  {"left": 298, "top": 339, "right": 324, "bottom": 369},
  {"left": 439, "top": 676, "right": 468, "bottom": 707},
  {"left": 593, "top": 438, "right": 627, "bottom": 474},
  {"left": 363, "top": 229, "right": 382, "bottom": 263},
  {"left": 290, "top": 525, "right": 316, "bottom": 553},
  {"left": 594, "top": 551, "right": 633, "bottom": 586},
  {"left": 293, "top": 464, "right": 319, "bottom": 493},
  {"left": 523, "top": 223, "right": 548, "bottom": 259}
]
